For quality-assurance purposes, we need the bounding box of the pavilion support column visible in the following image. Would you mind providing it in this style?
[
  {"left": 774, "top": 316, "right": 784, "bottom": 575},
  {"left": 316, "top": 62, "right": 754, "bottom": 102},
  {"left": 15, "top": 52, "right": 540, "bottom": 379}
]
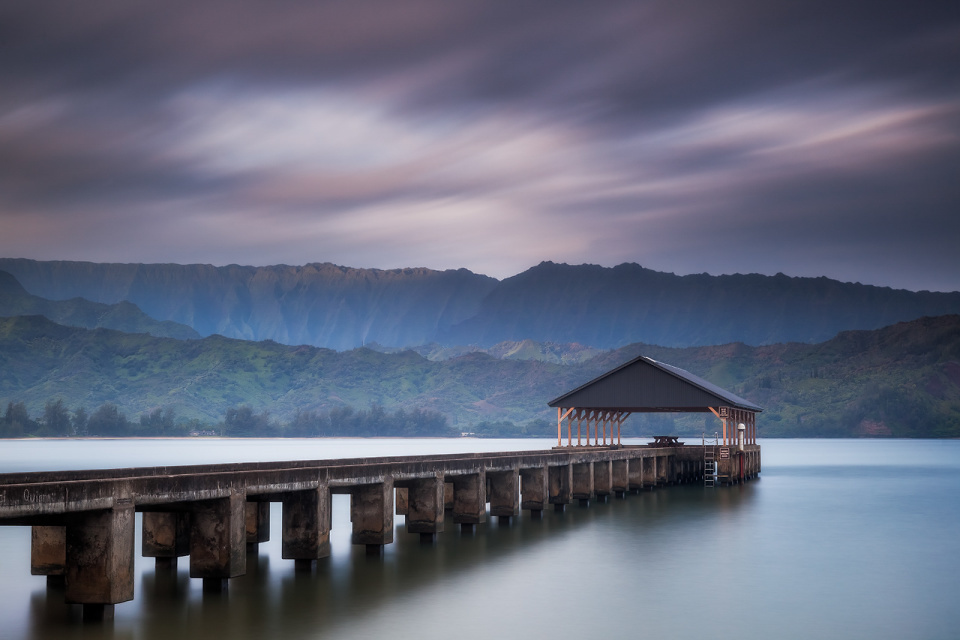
[
  {"left": 572, "top": 462, "right": 594, "bottom": 506},
  {"left": 190, "top": 491, "right": 246, "bottom": 587},
  {"left": 245, "top": 501, "right": 270, "bottom": 547},
  {"left": 558, "top": 407, "right": 574, "bottom": 448},
  {"left": 520, "top": 467, "right": 548, "bottom": 514},
  {"left": 282, "top": 484, "right": 331, "bottom": 567},
  {"left": 65, "top": 498, "right": 135, "bottom": 620},
  {"left": 593, "top": 460, "right": 612, "bottom": 502},
  {"left": 406, "top": 473, "right": 444, "bottom": 542},
  {"left": 557, "top": 408, "right": 562, "bottom": 447},
  {"left": 548, "top": 465, "right": 572, "bottom": 512},
  {"left": 612, "top": 459, "right": 628, "bottom": 498},
  {"left": 577, "top": 410, "right": 582, "bottom": 447},
  {"left": 489, "top": 469, "right": 520, "bottom": 521},
  {"left": 351, "top": 479, "right": 394, "bottom": 553},
  {"left": 627, "top": 457, "right": 644, "bottom": 492},
  {"left": 32, "top": 525, "right": 66, "bottom": 582},
  {"left": 452, "top": 472, "right": 486, "bottom": 529},
  {"left": 142, "top": 512, "right": 190, "bottom": 569}
]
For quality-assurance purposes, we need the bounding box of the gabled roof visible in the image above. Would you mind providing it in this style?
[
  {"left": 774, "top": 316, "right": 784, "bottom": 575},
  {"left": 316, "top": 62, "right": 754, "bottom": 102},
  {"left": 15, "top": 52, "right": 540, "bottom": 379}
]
[{"left": 548, "top": 355, "right": 762, "bottom": 413}]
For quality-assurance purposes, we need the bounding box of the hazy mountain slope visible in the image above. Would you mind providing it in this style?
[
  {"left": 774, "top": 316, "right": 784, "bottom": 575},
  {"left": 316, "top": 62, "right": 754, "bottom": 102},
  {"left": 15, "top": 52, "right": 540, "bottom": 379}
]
[
  {"left": 0, "top": 259, "right": 497, "bottom": 350},
  {"left": 0, "top": 270, "right": 199, "bottom": 339},
  {"left": 1, "top": 314, "right": 957, "bottom": 437},
  {"left": 443, "top": 262, "right": 960, "bottom": 348},
  {"left": 2, "top": 258, "right": 959, "bottom": 351}
]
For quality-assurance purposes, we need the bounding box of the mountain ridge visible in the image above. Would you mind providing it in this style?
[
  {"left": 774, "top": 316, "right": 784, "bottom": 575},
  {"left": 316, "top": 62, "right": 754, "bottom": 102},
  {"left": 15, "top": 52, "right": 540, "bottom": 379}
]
[{"left": 1, "top": 258, "right": 958, "bottom": 350}]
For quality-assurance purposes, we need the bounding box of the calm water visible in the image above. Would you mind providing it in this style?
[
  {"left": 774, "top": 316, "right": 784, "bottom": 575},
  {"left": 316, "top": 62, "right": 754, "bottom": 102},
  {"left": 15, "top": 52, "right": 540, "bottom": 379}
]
[{"left": 1, "top": 438, "right": 958, "bottom": 640}]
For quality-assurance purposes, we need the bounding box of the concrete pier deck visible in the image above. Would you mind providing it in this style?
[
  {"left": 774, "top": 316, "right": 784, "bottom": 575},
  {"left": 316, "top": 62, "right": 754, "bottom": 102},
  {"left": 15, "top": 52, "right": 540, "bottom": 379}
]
[{"left": 0, "top": 443, "right": 759, "bottom": 620}]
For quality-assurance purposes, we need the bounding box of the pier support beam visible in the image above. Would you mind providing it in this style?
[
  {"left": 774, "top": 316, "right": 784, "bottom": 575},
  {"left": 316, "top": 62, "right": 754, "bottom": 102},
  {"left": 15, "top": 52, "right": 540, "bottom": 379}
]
[
  {"left": 643, "top": 456, "right": 657, "bottom": 488},
  {"left": 444, "top": 482, "right": 454, "bottom": 511},
  {"left": 548, "top": 465, "right": 572, "bottom": 511},
  {"left": 189, "top": 491, "right": 246, "bottom": 582},
  {"left": 452, "top": 472, "right": 486, "bottom": 526},
  {"left": 142, "top": 512, "right": 189, "bottom": 568},
  {"left": 659, "top": 456, "right": 668, "bottom": 484},
  {"left": 65, "top": 500, "right": 135, "bottom": 613},
  {"left": 628, "top": 457, "right": 644, "bottom": 491},
  {"left": 572, "top": 462, "right": 594, "bottom": 505},
  {"left": 245, "top": 501, "right": 270, "bottom": 546},
  {"left": 351, "top": 480, "right": 394, "bottom": 550},
  {"left": 520, "top": 467, "right": 548, "bottom": 513},
  {"left": 593, "top": 461, "right": 612, "bottom": 501},
  {"left": 406, "top": 474, "right": 444, "bottom": 540},
  {"left": 488, "top": 469, "right": 519, "bottom": 520},
  {"left": 31, "top": 525, "right": 66, "bottom": 581},
  {"left": 395, "top": 487, "right": 409, "bottom": 516},
  {"left": 611, "top": 460, "right": 628, "bottom": 497},
  {"left": 282, "top": 485, "right": 331, "bottom": 564}
]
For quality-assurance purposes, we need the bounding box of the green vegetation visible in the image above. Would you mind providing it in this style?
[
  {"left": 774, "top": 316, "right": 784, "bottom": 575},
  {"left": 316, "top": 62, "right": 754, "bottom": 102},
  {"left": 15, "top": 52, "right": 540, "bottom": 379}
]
[
  {"left": 0, "top": 314, "right": 958, "bottom": 438},
  {"left": 0, "top": 399, "right": 451, "bottom": 438}
]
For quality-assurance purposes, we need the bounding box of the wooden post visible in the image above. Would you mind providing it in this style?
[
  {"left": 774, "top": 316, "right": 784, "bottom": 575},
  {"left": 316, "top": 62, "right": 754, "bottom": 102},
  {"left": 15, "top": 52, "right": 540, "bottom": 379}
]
[
  {"left": 577, "top": 409, "right": 582, "bottom": 447},
  {"left": 558, "top": 408, "right": 574, "bottom": 448}
]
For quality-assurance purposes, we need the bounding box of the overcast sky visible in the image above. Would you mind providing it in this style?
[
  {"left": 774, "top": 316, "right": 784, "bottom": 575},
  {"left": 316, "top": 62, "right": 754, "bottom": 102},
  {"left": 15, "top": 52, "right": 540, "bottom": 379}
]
[{"left": 1, "top": 1, "right": 958, "bottom": 290}]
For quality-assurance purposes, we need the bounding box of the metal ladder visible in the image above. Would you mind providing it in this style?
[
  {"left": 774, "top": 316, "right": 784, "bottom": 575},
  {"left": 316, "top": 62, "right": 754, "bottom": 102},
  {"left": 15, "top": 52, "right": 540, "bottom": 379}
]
[{"left": 703, "top": 432, "right": 718, "bottom": 487}]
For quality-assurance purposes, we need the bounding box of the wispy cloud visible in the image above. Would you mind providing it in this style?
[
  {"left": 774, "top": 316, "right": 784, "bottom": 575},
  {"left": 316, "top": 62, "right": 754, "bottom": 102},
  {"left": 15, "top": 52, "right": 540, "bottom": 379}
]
[{"left": 0, "top": 1, "right": 957, "bottom": 289}]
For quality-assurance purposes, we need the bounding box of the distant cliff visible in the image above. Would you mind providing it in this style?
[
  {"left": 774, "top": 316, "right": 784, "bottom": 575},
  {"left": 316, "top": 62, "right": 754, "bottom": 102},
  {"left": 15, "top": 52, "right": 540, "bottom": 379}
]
[
  {"left": 2, "top": 258, "right": 958, "bottom": 349},
  {"left": 0, "top": 260, "right": 496, "bottom": 351},
  {"left": 442, "top": 262, "right": 960, "bottom": 348},
  {"left": 0, "top": 270, "right": 199, "bottom": 339}
]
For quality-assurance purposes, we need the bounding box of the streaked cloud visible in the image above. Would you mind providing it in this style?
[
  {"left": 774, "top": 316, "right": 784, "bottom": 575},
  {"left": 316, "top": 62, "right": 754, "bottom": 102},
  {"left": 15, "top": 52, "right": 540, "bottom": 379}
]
[{"left": 0, "top": 1, "right": 957, "bottom": 290}]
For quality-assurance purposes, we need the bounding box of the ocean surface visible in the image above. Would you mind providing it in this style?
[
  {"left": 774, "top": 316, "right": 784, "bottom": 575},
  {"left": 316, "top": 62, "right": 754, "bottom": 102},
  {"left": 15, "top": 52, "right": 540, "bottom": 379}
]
[{"left": 0, "top": 438, "right": 958, "bottom": 640}]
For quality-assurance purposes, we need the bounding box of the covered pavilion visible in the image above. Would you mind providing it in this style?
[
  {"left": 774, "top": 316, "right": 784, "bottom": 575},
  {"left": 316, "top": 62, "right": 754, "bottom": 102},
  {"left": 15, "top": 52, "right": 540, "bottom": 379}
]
[{"left": 548, "top": 355, "right": 762, "bottom": 448}]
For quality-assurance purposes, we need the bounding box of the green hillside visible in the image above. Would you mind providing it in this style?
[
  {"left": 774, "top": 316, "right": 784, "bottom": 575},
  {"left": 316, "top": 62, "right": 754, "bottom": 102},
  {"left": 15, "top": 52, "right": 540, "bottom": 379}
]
[{"left": 1, "top": 314, "right": 958, "bottom": 437}]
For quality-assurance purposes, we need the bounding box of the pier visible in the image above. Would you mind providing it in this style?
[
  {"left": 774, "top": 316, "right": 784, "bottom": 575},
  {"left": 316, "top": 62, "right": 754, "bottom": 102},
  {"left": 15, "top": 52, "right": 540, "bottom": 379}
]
[
  {"left": 0, "top": 443, "right": 760, "bottom": 620},
  {"left": 0, "top": 353, "right": 762, "bottom": 621}
]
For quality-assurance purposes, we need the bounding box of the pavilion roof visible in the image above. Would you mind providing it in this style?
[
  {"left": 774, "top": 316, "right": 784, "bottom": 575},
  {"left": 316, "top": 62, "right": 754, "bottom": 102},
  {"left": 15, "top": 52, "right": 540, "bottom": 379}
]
[{"left": 547, "top": 355, "right": 762, "bottom": 413}]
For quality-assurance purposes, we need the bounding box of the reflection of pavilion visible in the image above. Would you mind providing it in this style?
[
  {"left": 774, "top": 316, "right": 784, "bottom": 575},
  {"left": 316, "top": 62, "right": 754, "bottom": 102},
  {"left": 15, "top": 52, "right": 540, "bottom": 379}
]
[{"left": 548, "top": 355, "right": 762, "bottom": 448}]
